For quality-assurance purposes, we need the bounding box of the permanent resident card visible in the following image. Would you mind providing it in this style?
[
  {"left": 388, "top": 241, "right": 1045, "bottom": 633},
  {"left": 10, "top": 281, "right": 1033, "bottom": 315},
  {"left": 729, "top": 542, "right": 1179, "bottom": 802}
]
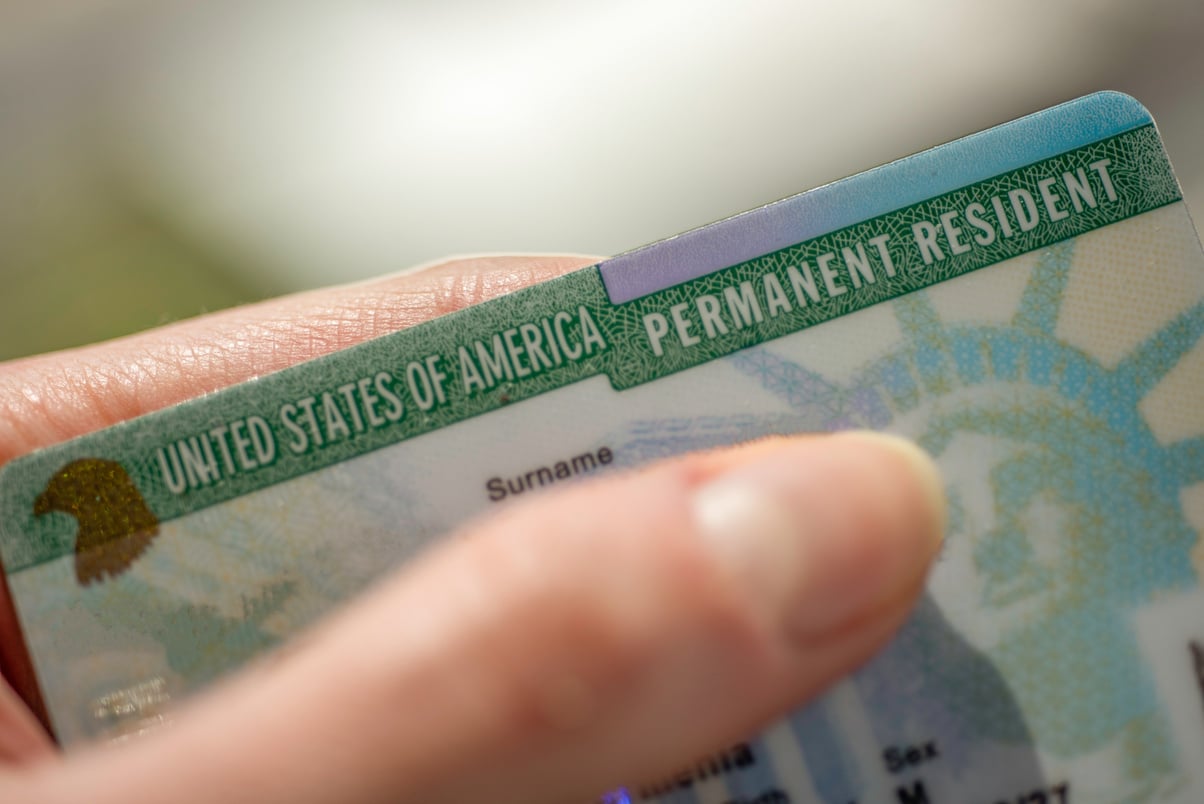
[{"left": 4, "top": 92, "right": 1204, "bottom": 802}]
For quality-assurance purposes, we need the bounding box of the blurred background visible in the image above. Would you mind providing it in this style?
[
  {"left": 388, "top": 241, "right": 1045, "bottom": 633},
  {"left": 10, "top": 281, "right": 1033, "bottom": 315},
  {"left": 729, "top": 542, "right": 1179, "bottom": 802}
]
[{"left": 2, "top": 0, "right": 1202, "bottom": 361}]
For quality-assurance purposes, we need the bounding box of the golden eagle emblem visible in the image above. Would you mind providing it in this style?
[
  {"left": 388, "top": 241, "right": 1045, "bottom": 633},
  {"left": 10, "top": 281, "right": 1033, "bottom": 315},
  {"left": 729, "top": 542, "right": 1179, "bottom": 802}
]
[{"left": 33, "top": 458, "right": 159, "bottom": 586}]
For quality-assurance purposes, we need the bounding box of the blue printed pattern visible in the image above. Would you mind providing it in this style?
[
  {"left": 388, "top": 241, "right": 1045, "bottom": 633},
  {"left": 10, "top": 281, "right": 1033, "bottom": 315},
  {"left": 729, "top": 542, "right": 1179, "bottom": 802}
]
[{"left": 625, "top": 231, "right": 1204, "bottom": 803}]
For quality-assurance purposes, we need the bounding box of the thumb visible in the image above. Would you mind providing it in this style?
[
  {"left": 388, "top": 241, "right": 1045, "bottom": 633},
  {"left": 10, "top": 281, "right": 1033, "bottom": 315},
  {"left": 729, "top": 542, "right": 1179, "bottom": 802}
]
[{"left": 24, "top": 431, "right": 944, "bottom": 804}]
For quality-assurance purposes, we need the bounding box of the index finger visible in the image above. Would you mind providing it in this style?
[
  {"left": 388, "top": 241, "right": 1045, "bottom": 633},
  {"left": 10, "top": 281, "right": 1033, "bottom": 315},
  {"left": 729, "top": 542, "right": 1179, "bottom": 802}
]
[{"left": 0, "top": 255, "right": 598, "bottom": 464}]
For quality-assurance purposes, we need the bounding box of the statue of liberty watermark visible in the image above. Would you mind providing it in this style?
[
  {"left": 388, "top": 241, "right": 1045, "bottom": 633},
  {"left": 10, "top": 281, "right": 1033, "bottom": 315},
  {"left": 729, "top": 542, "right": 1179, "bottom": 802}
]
[{"left": 620, "top": 220, "right": 1204, "bottom": 803}]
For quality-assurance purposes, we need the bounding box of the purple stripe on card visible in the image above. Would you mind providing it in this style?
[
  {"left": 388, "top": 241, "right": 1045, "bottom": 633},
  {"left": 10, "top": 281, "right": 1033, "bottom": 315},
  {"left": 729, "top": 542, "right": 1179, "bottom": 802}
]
[{"left": 597, "top": 91, "right": 1151, "bottom": 304}]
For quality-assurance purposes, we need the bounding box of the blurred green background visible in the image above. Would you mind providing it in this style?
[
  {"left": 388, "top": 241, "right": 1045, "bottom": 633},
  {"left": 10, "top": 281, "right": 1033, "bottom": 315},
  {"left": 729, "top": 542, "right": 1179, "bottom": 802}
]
[
  {"left": 2, "top": 182, "right": 264, "bottom": 357},
  {"left": 2, "top": 1, "right": 1202, "bottom": 361}
]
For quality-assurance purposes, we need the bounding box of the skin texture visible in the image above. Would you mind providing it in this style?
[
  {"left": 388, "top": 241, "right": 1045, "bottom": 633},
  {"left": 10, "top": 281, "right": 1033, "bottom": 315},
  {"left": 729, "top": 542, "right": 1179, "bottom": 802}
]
[{"left": 0, "top": 256, "right": 945, "bottom": 803}]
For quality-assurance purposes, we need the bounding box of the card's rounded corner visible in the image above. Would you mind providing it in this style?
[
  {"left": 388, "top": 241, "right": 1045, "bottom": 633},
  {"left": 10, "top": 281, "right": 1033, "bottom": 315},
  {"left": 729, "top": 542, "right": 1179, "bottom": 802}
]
[{"left": 1081, "top": 90, "right": 1155, "bottom": 126}]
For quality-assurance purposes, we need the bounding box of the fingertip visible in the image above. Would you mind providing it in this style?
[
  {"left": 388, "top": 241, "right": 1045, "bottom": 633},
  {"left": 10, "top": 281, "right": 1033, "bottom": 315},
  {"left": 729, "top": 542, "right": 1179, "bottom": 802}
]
[
  {"left": 687, "top": 432, "right": 944, "bottom": 643},
  {"left": 831, "top": 430, "right": 947, "bottom": 554}
]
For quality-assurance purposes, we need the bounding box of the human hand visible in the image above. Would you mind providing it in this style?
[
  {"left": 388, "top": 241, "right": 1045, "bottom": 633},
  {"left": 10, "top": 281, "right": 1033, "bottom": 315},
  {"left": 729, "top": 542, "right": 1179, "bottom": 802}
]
[{"left": 0, "top": 256, "right": 945, "bottom": 804}]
